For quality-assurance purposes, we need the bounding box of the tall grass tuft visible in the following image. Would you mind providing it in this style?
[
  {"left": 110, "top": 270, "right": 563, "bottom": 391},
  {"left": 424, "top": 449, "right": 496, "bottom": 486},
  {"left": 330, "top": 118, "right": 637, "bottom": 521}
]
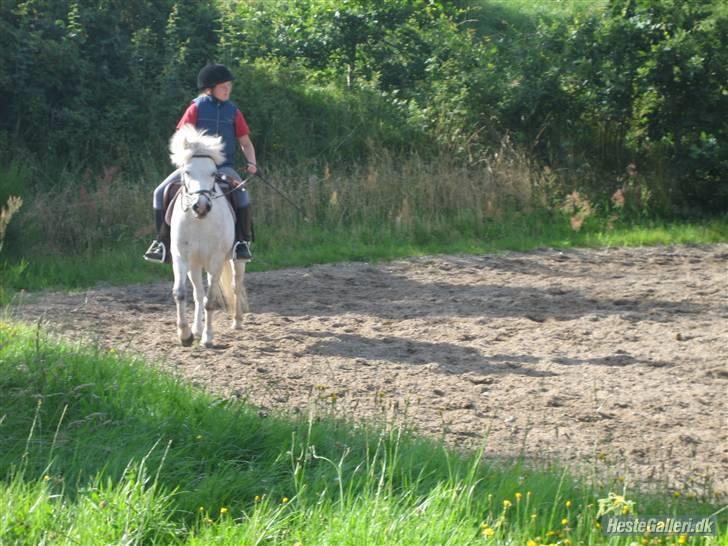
[
  {"left": 0, "top": 195, "right": 22, "bottom": 251},
  {"left": 252, "top": 140, "right": 542, "bottom": 238},
  {"left": 19, "top": 166, "right": 152, "bottom": 255}
]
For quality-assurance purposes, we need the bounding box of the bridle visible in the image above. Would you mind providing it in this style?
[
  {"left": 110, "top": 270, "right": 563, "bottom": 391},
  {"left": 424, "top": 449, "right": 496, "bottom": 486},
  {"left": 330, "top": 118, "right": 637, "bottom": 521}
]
[
  {"left": 180, "top": 154, "right": 219, "bottom": 213},
  {"left": 180, "top": 155, "right": 252, "bottom": 214}
]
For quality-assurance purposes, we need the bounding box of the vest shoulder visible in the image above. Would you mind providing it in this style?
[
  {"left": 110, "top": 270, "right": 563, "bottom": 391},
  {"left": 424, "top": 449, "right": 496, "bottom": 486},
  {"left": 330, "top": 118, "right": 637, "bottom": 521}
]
[
  {"left": 193, "top": 95, "right": 237, "bottom": 113},
  {"left": 192, "top": 95, "right": 211, "bottom": 106}
]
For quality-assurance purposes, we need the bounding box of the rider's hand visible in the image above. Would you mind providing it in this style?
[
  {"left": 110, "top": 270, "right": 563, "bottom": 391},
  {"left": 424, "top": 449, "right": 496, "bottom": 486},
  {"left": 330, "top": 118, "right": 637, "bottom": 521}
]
[{"left": 246, "top": 163, "right": 257, "bottom": 175}]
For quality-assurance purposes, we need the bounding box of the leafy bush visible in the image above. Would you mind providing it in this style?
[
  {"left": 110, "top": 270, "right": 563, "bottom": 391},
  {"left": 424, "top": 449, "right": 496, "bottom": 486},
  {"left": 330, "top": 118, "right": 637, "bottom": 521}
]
[{"left": 0, "top": 0, "right": 725, "bottom": 219}]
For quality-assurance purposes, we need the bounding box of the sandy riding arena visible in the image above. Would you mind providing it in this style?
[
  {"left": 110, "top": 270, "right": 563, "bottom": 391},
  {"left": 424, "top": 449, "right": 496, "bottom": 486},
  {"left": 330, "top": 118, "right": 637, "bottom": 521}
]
[{"left": 13, "top": 244, "right": 728, "bottom": 497}]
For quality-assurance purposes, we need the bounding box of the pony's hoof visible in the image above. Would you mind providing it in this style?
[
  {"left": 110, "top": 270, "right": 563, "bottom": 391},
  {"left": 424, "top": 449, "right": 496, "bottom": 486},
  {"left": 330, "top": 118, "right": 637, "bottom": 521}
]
[
  {"left": 203, "top": 341, "right": 214, "bottom": 349},
  {"left": 232, "top": 320, "right": 242, "bottom": 330},
  {"left": 180, "top": 334, "right": 194, "bottom": 347}
]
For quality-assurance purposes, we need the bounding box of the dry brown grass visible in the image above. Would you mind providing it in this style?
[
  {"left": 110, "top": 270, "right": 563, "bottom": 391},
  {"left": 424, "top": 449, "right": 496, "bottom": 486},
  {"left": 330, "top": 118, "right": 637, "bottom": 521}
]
[
  {"left": 253, "top": 141, "right": 542, "bottom": 231},
  {"left": 19, "top": 142, "right": 546, "bottom": 254},
  {"left": 0, "top": 196, "right": 23, "bottom": 252},
  {"left": 20, "top": 168, "right": 149, "bottom": 253}
]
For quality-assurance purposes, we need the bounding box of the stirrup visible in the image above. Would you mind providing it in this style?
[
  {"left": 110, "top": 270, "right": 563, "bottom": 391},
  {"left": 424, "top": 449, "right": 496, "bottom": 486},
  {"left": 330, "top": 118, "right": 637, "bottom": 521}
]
[
  {"left": 233, "top": 240, "right": 252, "bottom": 261},
  {"left": 143, "top": 240, "right": 167, "bottom": 263}
]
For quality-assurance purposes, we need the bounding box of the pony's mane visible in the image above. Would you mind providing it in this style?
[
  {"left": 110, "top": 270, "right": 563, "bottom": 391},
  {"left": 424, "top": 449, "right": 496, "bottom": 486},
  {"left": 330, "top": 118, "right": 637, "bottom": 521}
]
[{"left": 169, "top": 124, "right": 225, "bottom": 168}]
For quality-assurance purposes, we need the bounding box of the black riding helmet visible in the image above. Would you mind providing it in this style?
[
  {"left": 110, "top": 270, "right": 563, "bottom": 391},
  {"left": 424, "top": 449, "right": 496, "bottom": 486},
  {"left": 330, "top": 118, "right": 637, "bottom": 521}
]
[{"left": 197, "top": 63, "right": 235, "bottom": 90}]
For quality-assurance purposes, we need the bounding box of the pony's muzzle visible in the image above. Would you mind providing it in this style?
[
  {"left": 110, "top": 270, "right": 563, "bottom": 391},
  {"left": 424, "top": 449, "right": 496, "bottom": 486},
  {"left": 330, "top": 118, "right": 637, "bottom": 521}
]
[{"left": 192, "top": 196, "right": 211, "bottom": 218}]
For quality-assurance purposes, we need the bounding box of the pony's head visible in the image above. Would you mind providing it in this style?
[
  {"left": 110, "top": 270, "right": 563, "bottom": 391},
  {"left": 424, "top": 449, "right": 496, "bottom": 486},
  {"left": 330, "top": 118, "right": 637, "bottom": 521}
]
[{"left": 170, "top": 124, "right": 225, "bottom": 218}]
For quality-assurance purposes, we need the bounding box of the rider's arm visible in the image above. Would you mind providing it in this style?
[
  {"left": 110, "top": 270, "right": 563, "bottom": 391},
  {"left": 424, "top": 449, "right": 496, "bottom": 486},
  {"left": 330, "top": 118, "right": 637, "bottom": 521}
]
[
  {"left": 235, "top": 110, "right": 256, "bottom": 174},
  {"left": 176, "top": 103, "right": 198, "bottom": 130},
  {"left": 238, "top": 134, "right": 257, "bottom": 175}
]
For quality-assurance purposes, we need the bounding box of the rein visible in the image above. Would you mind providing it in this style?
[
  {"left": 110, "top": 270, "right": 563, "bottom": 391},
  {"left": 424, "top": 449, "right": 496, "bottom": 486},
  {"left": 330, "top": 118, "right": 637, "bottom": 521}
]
[{"left": 210, "top": 174, "right": 252, "bottom": 201}]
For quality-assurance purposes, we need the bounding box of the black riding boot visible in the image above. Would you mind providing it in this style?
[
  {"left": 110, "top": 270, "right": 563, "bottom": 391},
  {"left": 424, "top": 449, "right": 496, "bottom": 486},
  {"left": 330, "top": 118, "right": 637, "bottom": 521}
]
[
  {"left": 143, "top": 209, "right": 171, "bottom": 263},
  {"left": 234, "top": 206, "right": 253, "bottom": 261}
]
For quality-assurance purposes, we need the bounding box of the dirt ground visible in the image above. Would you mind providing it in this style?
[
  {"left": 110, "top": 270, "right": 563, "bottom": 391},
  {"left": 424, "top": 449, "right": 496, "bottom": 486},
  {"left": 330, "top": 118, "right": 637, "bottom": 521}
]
[{"left": 12, "top": 244, "right": 728, "bottom": 498}]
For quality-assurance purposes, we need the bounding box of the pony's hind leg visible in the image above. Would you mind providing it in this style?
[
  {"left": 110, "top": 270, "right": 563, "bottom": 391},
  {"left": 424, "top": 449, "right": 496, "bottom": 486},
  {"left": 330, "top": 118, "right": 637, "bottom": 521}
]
[
  {"left": 188, "top": 268, "right": 205, "bottom": 339},
  {"left": 172, "top": 260, "right": 193, "bottom": 346}
]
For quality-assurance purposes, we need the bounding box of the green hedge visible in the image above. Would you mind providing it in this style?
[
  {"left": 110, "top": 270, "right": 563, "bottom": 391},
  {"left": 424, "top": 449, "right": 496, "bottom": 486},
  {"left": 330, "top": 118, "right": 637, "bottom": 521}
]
[{"left": 1, "top": 0, "right": 726, "bottom": 214}]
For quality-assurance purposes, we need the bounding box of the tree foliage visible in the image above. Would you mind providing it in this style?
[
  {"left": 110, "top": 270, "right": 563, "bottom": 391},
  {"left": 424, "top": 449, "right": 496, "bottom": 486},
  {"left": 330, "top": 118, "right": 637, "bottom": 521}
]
[{"left": 1, "top": 0, "right": 726, "bottom": 213}]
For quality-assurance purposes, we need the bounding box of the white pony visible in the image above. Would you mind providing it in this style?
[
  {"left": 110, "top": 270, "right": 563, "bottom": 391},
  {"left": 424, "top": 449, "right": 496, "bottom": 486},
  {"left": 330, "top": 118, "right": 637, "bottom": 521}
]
[{"left": 168, "top": 124, "right": 248, "bottom": 347}]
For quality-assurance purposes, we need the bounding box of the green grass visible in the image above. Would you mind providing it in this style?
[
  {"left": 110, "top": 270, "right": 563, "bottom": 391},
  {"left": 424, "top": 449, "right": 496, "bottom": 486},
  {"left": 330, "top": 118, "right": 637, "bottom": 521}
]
[
  {"left": 0, "top": 322, "right": 725, "bottom": 545},
  {"left": 2, "top": 213, "right": 727, "bottom": 303}
]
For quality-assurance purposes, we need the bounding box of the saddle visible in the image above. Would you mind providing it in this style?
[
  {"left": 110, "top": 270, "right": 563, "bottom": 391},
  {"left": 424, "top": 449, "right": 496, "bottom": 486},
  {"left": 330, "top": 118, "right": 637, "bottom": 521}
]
[{"left": 163, "top": 176, "right": 241, "bottom": 226}]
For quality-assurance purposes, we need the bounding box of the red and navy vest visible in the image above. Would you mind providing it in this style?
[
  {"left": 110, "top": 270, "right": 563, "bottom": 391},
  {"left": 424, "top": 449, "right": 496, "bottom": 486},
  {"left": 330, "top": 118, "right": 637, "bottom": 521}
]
[{"left": 193, "top": 94, "right": 238, "bottom": 168}]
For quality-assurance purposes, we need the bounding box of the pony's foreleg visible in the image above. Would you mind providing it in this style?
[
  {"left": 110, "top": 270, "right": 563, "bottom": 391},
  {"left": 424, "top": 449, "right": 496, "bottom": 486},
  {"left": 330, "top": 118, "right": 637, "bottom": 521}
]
[
  {"left": 172, "top": 260, "right": 193, "bottom": 346},
  {"left": 202, "top": 266, "right": 224, "bottom": 348},
  {"left": 188, "top": 268, "right": 205, "bottom": 339},
  {"left": 232, "top": 261, "right": 249, "bottom": 330}
]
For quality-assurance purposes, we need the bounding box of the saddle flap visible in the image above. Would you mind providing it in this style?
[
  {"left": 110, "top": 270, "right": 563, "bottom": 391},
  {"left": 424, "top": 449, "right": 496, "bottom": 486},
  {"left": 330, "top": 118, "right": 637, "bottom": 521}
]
[{"left": 163, "top": 181, "right": 181, "bottom": 226}]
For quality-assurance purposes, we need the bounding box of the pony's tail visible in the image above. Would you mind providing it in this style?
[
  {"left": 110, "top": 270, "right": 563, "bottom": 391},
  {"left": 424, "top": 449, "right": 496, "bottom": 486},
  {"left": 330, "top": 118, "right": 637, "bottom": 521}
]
[{"left": 218, "top": 260, "right": 236, "bottom": 315}]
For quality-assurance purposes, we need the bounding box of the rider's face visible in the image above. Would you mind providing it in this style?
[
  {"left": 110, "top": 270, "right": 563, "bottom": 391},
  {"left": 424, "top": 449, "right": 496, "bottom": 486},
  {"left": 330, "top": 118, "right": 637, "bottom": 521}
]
[{"left": 211, "top": 81, "right": 232, "bottom": 101}]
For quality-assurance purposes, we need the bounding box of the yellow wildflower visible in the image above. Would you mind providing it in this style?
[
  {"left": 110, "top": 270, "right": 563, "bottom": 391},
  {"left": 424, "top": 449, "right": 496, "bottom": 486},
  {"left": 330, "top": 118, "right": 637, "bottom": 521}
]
[
  {"left": 527, "top": 541, "right": 538, "bottom": 546},
  {"left": 503, "top": 499, "right": 512, "bottom": 509},
  {"left": 561, "top": 518, "right": 569, "bottom": 526},
  {"left": 677, "top": 536, "right": 687, "bottom": 545},
  {"left": 282, "top": 497, "right": 289, "bottom": 504},
  {"left": 482, "top": 527, "right": 495, "bottom": 538},
  {"left": 220, "top": 507, "right": 228, "bottom": 515},
  {"left": 254, "top": 495, "right": 261, "bottom": 503},
  {"left": 516, "top": 492, "right": 523, "bottom": 502},
  {"left": 565, "top": 500, "right": 572, "bottom": 508}
]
